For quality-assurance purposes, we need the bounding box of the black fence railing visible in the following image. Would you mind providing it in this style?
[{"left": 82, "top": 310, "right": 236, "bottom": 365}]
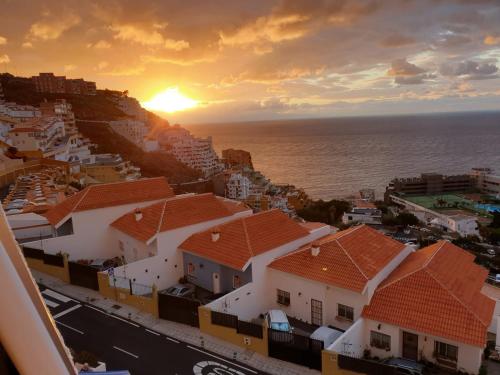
[
  {"left": 237, "top": 320, "right": 263, "bottom": 339},
  {"left": 268, "top": 328, "right": 324, "bottom": 370},
  {"left": 68, "top": 261, "right": 99, "bottom": 290},
  {"left": 22, "top": 246, "right": 44, "bottom": 260},
  {"left": 43, "top": 253, "right": 64, "bottom": 267},
  {"left": 338, "top": 354, "right": 396, "bottom": 374},
  {"left": 211, "top": 311, "right": 238, "bottom": 329},
  {"left": 158, "top": 293, "right": 200, "bottom": 327}
]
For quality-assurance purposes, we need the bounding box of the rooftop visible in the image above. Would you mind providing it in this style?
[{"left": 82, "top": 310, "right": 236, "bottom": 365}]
[
  {"left": 362, "top": 241, "right": 495, "bottom": 347},
  {"left": 268, "top": 225, "right": 406, "bottom": 293},
  {"left": 180, "top": 209, "right": 310, "bottom": 271},
  {"left": 44, "top": 177, "right": 174, "bottom": 226},
  {"left": 110, "top": 193, "right": 249, "bottom": 243}
]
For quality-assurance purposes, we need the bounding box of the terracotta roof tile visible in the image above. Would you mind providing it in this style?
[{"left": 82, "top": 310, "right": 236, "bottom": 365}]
[
  {"left": 268, "top": 225, "right": 406, "bottom": 292},
  {"left": 44, "top": 177, "right": 174, "bottom": 226},
  {"left": 110, "top": 193, "right": 250, "bottom": 242},
  {"left": 362, "top": 241, "right": 495, "bottom": 347},
  {"left": 180, "top": 209, "right": 310, "bottom": 270}
]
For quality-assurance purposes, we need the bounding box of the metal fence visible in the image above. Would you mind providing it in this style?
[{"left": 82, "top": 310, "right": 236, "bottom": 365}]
[
  {"left": 158, "top": 293, "right": 200, "bottom": 327},
  {"left": 268, "top": 328, "right": 323, "bottom": 370},
  {"left": 22, "top": 246, "right": 44, "bottom": 260},
  {"left": 211, "top": 311, "right": 238, "bottom": 329},
  {"left": 68, "top": 262, "right": 99, "bottom": 290},
  {"left": 237, "top": 320, "right": 263, "bottom": 339},
  {"left": 43, "top": 253, "right": 64, "bottom": 267}
]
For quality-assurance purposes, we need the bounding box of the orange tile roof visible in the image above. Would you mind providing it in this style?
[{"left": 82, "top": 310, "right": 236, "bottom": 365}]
[
  {"left": 268, "top": 225, "right": 406, "bottom": 292},
  {"left": 300, "top": 221, "right": 328, "bottom": 232},
  {"left": 110, "top": 193, "right": 250, "bottom": 243},
  {"left": 44, "top": 177, "right": 174, "bottom": 226},
  {"left": 362, "top": 241, "right": 495, "bottom": 347},
  {"left": 180, "top": 209, "right": 310, "bottom": 270}
]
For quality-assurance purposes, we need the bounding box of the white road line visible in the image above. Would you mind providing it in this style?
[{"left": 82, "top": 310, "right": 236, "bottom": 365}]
[
  {"left": 110, "top": 315, "right": 140, "bottom": 327},
  {"left": 145, "top": 329, "right": 160, "bottom": 336},
  {"left": 55, "top": 321, "right": 84, "bottom": 335},
  {"left": 187, "top": 346, "right": 257, "bottom": 374},
  {"left": 42, "top": 289, "right": 74, "bottom": 303},
  {"left": 53, "top": 304, "right": 81, "bottom": 319},
  {"left": 113, "top": 346, "right": 139, "bottom": 359},
  {"left": 166, "top": 337, "right": 180, "bottom": 343},
  {"left": 43, "top": 297, "right": 59, "bottom": 308},
  {"left": 85, "top": 305, "right": 108, "bottom": 315}
]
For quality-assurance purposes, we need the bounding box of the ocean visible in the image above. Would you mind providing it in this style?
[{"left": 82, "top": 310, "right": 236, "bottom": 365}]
[{"left": 185, "top": 112, "right": 500, "bottom": 200}]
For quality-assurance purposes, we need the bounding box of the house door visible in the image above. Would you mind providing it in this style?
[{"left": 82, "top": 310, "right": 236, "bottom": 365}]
[
  {"left": 311, "top": 299, "right": 323, "bottom": 326},
  {"left": 402, "top": 331, "right": 418, "bottom": 360},
  {"left": 212, "top": 272, "right": 221, "bottom": 294}
]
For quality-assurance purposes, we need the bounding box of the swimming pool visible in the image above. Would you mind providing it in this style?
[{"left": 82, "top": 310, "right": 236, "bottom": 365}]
[{"left": 475, "top": 203, "right": 500, "bottom": 213}]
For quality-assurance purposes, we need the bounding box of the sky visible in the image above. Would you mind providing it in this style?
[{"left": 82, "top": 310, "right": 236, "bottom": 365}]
[{"left": 0, "top": 0, "right": 500, "bottom": 123}]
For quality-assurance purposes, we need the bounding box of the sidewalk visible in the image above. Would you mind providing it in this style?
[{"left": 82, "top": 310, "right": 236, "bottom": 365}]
[{"left": 32, "top": 269, "right": 320, "bottom": 375}]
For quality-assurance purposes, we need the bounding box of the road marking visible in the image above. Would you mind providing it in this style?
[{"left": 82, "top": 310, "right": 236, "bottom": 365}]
[
  {"left": 110, "top": 314, "right": 140, "bottom": 327},
  {"left": 85, "top": 304, "right": 108, "bottom": 315},
  {"left": 145, "top": 329, "right": 160, "bottom": 336},
  {"left": 187, "top": 346, "right": 257, "bottom": 374},
  {"left": 43, "top": 297, "right": 59, "bottom": 308},
  {"left": 56, "top": 321, "right": 84, "bottom": 335},
  {"left": 166, "top": 336, "right": 180, "bottom": 343},
  {"left": 53, "top": 304, "right": 81, "bottom": 319},
  {"left": 113, "top": 346, "right": 139, "bottom": 359},
  {"left": 42, "top": 289, "right": 74, "bottom": 303}
]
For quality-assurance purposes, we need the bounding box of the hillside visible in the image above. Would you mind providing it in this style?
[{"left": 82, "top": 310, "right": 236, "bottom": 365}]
[{"left": 1, "top": 73, "right": 201, "bottom": 183}]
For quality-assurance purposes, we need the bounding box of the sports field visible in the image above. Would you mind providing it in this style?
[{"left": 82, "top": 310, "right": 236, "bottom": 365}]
[{"left": 405, "top": 194, "right": 473, "bottom": 210}]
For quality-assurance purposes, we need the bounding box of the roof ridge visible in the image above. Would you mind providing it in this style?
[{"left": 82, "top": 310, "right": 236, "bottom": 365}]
[
  {"left": 73, "top": 187, "right": 91, "bottom": 212},
  {"left": 155, "top": 200, "right": 169, "bottom": 237},
  {"left": 334, "top": 237, "right": 369, "bottom": 281},
  {"left": 375, "top": 266, "right": 424, "bottom": 292},
  {"left": 241, "top": 217, "right": 255, "bottom": 257},
  {"left": 334, "top": 224, "right": 364, "bottom": 239},
  {"left": 425, "top": 267, "right": 488, "bottom": 327},
  {"left": 423, "top": 240, "right": 446, "bottom": 268}
]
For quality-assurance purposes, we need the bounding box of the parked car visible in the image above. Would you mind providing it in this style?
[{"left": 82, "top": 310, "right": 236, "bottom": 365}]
[
  {"left": 163, "top": 284, "right": 195, "bottom": 298},
  {"left": 383, "top": 358, "right": 424, "bottom": 375},
  {"left": 310, "top": 326, "right": 343, "bottom": 348},
  {"left": 266, "top": 310, "right": 293, "bottom": 332}
]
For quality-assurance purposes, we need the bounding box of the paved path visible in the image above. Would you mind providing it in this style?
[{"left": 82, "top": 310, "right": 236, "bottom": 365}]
[
  {"left": 33, "top": 270, "right": 318, "bottom": 375},
  {"left": 40, "top": 284, "right": 265, "bottom": 375}
]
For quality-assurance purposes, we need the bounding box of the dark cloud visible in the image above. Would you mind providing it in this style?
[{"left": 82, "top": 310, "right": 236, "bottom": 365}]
[
  {"left": 440, "top": 60, "right": 498, "bottom": 79},
  {"left": 388, "top": 59, "right": 434, "bottom": 85}
]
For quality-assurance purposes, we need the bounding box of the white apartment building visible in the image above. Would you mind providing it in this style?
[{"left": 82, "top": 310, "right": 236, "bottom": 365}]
[
  {"left": 109, "top": 119, "right": 148, "bottom": 148},
  {"left": 159, "top": 128, "right": 223, "bottom": 177},
  {"left": 342, "top": 207, "right": 382, "bottom": 225},
  {"left": 226, "top": 173, "right": 252, "bottom": 200},
  {"left": 10, "top": 117, "right": 65, "bottom": 153},
  {"left": 0, "top": 101, "right": 41, "bottom": 122},
  {"left": 471, "top": 168, "right": 500, "bottom": 198}
]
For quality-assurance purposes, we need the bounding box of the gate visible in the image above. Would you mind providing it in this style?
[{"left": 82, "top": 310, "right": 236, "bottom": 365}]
[
  {"left": 68, "top": 262, "right": 99, "bottom": 290},
  {"left": 268, "top": 328, "right": 323, "bottom": 370},
  {"left": 158, "top": 293, "right": 200, "bottom": 327}
]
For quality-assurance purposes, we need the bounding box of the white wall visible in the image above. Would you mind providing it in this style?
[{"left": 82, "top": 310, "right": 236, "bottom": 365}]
[
  {"left": 328, "top": 318, "right": 367, "bottom": 358},
  {"left": 482, "top": 283, "right": 500, "bottom": 334},
  {"left": 112, "top": 209, "right": 252, "bottom": 290},
  {"left": 112, "top": 229, "right": 157, "bottom": 263},
  {"left": 364, "top": 319, "right": 483, "bottom": 374},
  {"left": 24, "top": 198, "right": 166, "bottom": 260}
]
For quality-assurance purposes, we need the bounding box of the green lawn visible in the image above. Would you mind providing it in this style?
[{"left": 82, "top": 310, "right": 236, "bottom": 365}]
[{"left": 405, "top": 194, "right": 473, "bottom": 210}]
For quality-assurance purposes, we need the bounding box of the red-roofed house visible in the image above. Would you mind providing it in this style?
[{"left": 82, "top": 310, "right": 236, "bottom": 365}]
[
  {"left": 327, "top": 241, "right": 494, "bottom": 374},
  {"left": 182, "top": 210, "right": 331, "bottom": 319},
  {"left": 107, "top": 193, "right": 252, "bottom": 289},
  {"left": 23, "top": 177, "right": 175, "bottom": 260},
  {"left": 267, "top": 225, "right": 412, "bottom": 330}
]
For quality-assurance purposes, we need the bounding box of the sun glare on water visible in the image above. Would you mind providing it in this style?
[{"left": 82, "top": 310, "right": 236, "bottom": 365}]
[{"left": 142, "top": 87, "right": 198, "bottom": 113}]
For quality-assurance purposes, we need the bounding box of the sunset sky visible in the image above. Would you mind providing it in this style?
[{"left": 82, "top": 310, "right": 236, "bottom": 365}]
[{"left": 1, "top": 0, "right": 500, "bottom": 123}]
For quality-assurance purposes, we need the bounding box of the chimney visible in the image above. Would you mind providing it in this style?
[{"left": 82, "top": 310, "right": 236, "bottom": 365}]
[
  {"left": 134, "top": 208, "right": 143, "bottom": 221},
  {"left": 211, "top": 228, "right": 221, "bottom": 242},
  {"left": 311, "top": 242, "right": 320, "bottom": 257}
]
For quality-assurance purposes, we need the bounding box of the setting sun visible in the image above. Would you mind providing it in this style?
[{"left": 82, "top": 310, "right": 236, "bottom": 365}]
[{"left": 142, "top": 87, "right": 198, "bottom": 113}]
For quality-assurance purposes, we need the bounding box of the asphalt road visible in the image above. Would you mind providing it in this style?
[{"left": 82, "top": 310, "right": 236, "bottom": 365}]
[{"left": 39, "top": 285, "right": 268, "bottom": 375}]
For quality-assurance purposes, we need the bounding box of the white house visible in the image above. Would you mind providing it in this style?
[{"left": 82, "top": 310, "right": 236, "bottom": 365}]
[
  {"left": 108, "top": 193, "right": 252, "bottom": 290},
  {"left": 23, "top": 177, "right": 175, "bottom": 260},
  {"left": 330, "top": 241, "right": 494, "bottom": 375},
  {"left": 226, "top": 173, "right": 252, "bottom": 200},
  {"left": 266, "top": 225, "right": 412, "bottom": 330}
]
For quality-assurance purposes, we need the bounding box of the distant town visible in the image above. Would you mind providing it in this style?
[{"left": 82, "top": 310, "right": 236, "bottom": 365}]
[{"left": 2, "top": 72, "right": 500, "bottom": 375}]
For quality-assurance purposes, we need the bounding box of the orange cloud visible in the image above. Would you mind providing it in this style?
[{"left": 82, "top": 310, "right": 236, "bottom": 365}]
[
  {"left": 0, "top": 36, "right": 6, "bottom": 45},
  {"left": 484, "top": 35, "right": 500, "bottom": 45},
  {"left": 27, "top": 12, "right": 80, "bottom": 41},
  {"left": 110, "top": 24, "right": 189, "bottom": 51},
  {"left": 0, "top": 54, "right": 10, "bottom": 64}
]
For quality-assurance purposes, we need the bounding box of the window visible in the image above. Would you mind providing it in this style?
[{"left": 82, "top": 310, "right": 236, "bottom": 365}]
[
  {"left": 370, "top": 331, "right": 391, "bottom": 350},
  {"left": 187, "top": 262, "right": 195, "bottom": 275},
  {"left": 337, "top": 304, "right": 354, "bottom": 321},
  {"left": 434, "top": 341, "right": 458, "bottom": 362},
  {"left": 277, "top": 289, "right": 290, "bottom": 306},
  {"left": 233, "top": 275, "right": 241, "bottom": 289}
]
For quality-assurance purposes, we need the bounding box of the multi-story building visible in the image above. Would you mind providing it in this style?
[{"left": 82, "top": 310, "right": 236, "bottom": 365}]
[
  {"left": 470, "top": 168, "right": 500, "bottom": 198},
  {"left": 109, "top": 119, "right": 149, "bottom": 147},
  {"left": 384, "top": 173, "right": 473, "bottom": 202},
  {"left": 32, "top": 73, "right": 96, "bottom": 95},
  {"left": 158, "top": 126, "right": 223, "bottom": 177},
  {"left": 9, "top": 117, "right": 66, "bottom": 155},
  {"left": 226, "top": 172, "right": 252, "bottom": 200},
  {"left": 0, "top": 101, "right": 41, "bottom": 122},
  {"left": 80, "top": 153, "right": 141, "bottom": 183}
]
